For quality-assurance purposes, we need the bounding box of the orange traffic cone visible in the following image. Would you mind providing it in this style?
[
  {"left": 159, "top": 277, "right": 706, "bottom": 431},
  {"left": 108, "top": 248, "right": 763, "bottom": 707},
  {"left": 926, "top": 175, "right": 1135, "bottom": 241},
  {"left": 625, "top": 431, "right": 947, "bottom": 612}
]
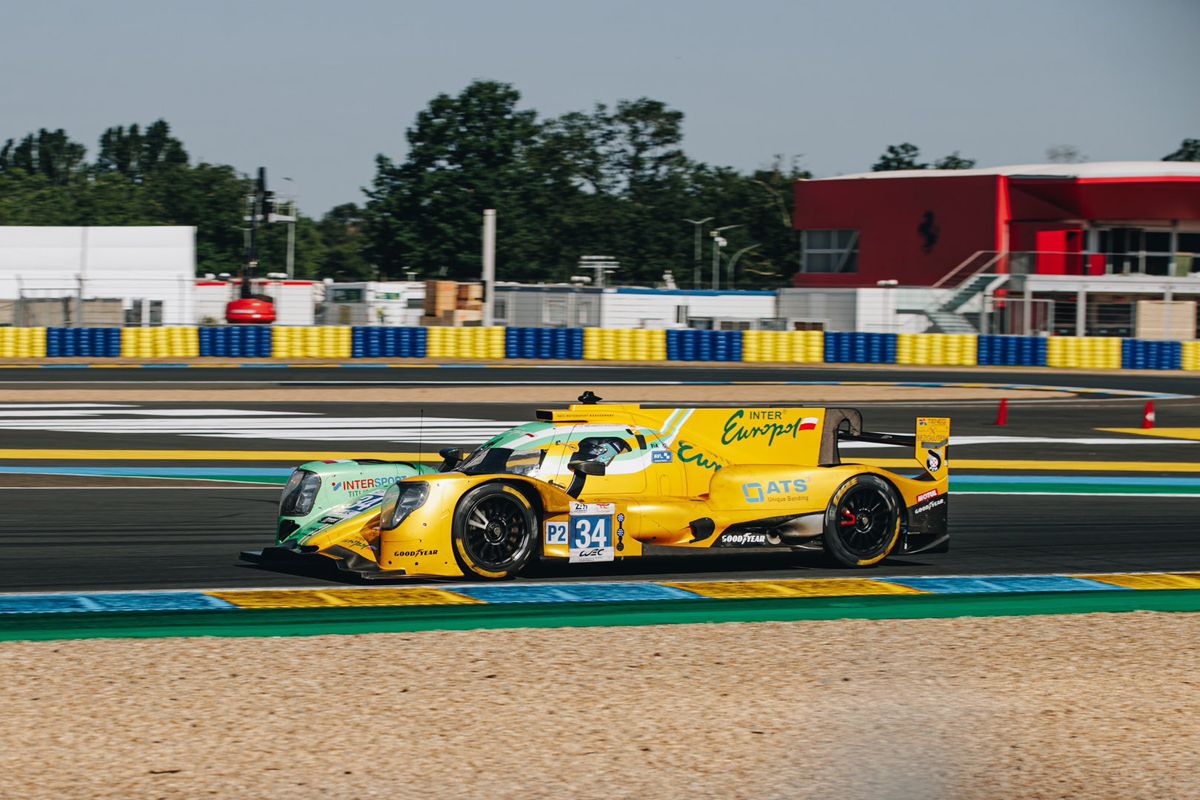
[
  {"left": 1142, "top": 401, "right": 1156, "bottom": 429},
  {"left": 995, "top": 398, "right": 1008, "bottom": 426}
]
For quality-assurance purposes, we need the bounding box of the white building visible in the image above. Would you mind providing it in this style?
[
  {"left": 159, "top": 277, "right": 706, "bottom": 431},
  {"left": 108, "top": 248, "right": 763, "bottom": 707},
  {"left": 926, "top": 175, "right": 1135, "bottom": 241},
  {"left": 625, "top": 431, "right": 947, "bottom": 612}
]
[{"left": 0, "top": 226, "right": 195, "bottom": 325}]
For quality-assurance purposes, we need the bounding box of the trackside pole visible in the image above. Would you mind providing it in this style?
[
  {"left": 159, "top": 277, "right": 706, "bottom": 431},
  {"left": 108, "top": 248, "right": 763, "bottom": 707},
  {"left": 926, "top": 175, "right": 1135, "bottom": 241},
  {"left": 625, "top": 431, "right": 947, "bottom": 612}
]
[
  {"left": 1143, "top": 401, "right": 1156, "bottom": 429},
  {"left": 482, "top": 209, "right": 496, "bottom": 327},
  {"left": 994, "top": 398, "right": 1008, "bottom": 426}
]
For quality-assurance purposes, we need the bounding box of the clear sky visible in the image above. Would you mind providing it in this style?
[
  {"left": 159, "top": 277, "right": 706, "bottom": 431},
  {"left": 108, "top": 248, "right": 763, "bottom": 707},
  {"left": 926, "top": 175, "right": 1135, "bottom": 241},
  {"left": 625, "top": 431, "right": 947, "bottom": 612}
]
[{"left": 3, "top": 0, "right": 1197, "bottom": 214}]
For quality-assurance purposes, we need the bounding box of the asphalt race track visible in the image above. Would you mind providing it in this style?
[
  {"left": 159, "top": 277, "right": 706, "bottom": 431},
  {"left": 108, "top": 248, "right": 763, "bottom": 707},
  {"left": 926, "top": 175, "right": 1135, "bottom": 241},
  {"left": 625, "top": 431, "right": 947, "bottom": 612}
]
[
  {"left": 1, "top": 363, "right": 1199, "bottom": 592},
  {"left": 2, "top": 362, "right": 1199, "bottom": 396}
]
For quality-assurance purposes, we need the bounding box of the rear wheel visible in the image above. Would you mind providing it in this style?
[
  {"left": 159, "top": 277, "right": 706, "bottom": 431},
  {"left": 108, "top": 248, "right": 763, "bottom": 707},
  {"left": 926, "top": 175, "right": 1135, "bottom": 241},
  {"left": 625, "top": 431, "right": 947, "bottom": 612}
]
[
  {"left": 823, "top": 475, "right": 901, "bottom": 567},
  {"left": 451, "top": 483, "right": 538, "bottom": 580}
]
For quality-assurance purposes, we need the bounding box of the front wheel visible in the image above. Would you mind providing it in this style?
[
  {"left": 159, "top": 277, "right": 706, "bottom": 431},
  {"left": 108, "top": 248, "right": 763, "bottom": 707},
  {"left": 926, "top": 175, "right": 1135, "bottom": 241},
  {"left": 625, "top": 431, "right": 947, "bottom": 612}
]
[
  {"left": 822, "top": 475, "right": 901, "bottom": 568},
  {"left": 451, "top": 483, "right": 538, "bottom": 580}
]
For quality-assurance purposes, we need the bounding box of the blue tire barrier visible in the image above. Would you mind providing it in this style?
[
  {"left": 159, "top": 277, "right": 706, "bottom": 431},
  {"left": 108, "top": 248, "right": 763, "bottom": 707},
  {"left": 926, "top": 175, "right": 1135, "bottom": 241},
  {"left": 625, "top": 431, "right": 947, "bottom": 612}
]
[
  {"left": 197, "top": 326, "right": 272, "bottom": 358},
  {"left": 1122, "top": 339, "right": 1182, "bottom": 371},
  {"left": 45, "top": 327, "right": 121, "bottom": 357},
  {"left": 352, "top": 327, "right": 428, "bottom": 358},
  {"left": 823, "top": 332, "right": 897, "bottom": 364},
  {"left": 504, "top": 328, "right": 584, "bottom": 360},
  {"left": 977, "top": 335, "right": 1048, "bottom": 367},
  {"left": 665, "top": 330, "right": 743, "bottom": 361}
]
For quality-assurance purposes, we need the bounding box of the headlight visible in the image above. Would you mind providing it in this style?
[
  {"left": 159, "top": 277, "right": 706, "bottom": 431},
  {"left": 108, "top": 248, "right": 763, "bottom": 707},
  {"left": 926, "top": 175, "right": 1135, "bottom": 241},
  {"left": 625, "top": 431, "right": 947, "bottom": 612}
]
[
  {"left": 279, "top": 470, "right": 322, "bottom": 516},
  {"left": 379, "top": 482, "right": 429, "bottom": 530}
]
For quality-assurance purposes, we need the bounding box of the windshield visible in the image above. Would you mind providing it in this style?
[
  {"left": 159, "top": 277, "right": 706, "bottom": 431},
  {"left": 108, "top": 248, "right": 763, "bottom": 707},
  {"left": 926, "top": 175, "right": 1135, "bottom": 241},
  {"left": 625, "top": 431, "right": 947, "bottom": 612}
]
[{"left": 457, "top": 446, "right": 547, "bottom": 477}]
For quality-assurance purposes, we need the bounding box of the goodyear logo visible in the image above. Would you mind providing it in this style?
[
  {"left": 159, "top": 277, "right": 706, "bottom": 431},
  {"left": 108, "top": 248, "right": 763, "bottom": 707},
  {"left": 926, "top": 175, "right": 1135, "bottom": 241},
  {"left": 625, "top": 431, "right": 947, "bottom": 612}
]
[{"left": 743, "top": 479, "right": 808, "bottom": 503}]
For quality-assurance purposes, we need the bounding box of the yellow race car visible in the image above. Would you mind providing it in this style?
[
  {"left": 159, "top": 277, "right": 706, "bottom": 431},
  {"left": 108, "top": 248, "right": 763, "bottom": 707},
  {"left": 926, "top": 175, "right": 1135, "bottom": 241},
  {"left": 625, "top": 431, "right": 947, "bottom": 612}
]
[{"left": 243, "top": 398, "right": 949, "bottom": 580}]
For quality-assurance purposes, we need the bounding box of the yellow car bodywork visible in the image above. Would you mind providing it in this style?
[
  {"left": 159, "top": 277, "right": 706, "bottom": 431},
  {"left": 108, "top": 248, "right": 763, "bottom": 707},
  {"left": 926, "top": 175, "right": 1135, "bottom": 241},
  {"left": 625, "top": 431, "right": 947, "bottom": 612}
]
[{"left": 257, "top": 404, "right": 949, "bottom": 579}]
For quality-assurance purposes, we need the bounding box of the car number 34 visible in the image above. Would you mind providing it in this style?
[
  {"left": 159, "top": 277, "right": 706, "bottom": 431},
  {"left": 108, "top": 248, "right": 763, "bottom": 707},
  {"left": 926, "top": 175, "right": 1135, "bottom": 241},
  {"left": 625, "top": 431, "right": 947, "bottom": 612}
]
[
  {"left": 567, "top": 503, "right": 616, "bottom": 563},
  {"left": 572, "top": 516, "right": 610, "bottom": 549}
]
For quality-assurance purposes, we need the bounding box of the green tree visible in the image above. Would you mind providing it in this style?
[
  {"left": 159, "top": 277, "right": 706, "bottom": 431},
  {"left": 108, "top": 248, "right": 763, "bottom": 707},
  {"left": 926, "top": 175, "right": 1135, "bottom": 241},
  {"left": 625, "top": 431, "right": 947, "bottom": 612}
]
[
  {"left": 933, "top": 151, "right": 976, "bottom": 169},
  {"left": 0, "top": 128, "right": 87, "bottom": 184},
  {"left": 872, "top": 143, "right": 975, "bottom": 172},
  {"left": 314, "top": 203, "right": 374, "bottom": 280},
  {"left": 96, "top": 120, "right": 188, "bottom": 180},
  {"left": 364, "top": 80, "right": 542, "bottom": 280},
  {"left": 1163, "top": 138, "right": 1200, "bottom": 161},
  {"left": 871, "top": 142, "right": 925, "bottom": 171},
  {"left": 687, "top": 156, "right": 811, "bottom": 288}
]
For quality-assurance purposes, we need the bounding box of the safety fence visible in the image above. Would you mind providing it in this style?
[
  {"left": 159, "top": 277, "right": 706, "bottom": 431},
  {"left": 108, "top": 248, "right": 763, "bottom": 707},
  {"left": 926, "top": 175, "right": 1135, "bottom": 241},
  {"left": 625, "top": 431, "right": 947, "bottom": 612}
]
[{"left": 2, "top": 326, "right": 1200, "bottom": 370}]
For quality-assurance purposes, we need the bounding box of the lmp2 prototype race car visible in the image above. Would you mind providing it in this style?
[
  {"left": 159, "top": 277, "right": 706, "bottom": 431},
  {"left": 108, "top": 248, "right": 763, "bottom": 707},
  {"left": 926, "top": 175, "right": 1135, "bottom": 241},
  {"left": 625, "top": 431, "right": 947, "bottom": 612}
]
[{"left": 243, "top": 398, "right": 949, "bottom": 580}]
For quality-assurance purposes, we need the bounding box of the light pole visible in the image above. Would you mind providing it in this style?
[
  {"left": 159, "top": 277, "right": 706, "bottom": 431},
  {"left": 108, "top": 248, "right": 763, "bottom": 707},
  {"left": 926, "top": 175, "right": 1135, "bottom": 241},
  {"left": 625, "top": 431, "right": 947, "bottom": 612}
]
[
  {"left": 709, "top": 224, "right": 743, "bottom": 290},
  {"left": 683, "top": 217, "right": 713, "bottom": 288},
  {"left": 282, "top": 177, "right": 297, "bottom": 280},
  {"left": 726, "top": 243, "right": 760, "bottom": 290}
]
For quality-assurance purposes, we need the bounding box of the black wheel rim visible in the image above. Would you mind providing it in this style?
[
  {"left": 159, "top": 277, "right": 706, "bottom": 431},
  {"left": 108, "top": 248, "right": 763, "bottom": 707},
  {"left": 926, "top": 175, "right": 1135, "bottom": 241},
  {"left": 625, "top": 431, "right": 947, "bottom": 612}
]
[
  {"left": 463, "top": 494, "right": 529, "bottom": 571},
  {"left": 835, "top": 486, "right": 893, "bottom": 556}
]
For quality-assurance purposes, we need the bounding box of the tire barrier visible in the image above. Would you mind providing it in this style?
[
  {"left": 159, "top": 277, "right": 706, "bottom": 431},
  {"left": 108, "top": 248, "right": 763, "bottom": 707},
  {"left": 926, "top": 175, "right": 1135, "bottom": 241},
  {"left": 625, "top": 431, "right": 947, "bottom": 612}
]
[
  {"left": 897, "top": 333, "right": 976, "bottom": 366},
  {"left": 352, "top": 327, "right": 428, "bottom": 359},
  {"left": 741, "top": 330, "right": 824, "bottom": 363},
  {"left": 1046, "top": 336, "right": 1122, "bottom": 370},
  {"left": 1184, "top": 341, "right": 1200, "bottom": 371},
  {"left": 0, "top": 327, "right": 47, "bottom": 358},
  {"left": 665, "top": 329, "right": 743, "bottom": 362},
  {"left": 505, "top": 328, "right": 585, "bottom": 360},
  {"left": 977, "top": 335, "right": 1047, "bottom": 367},
  {"left": 272, "top": 326, "right": 352, "bottom": 359},
  {"left": 197, "top": 326, "right": 273, "bottom": 357},
  {"left": 823, "top": 332, "right": 897, "bottom": 364},
  {"left": 583, "top": 328, "right": 668, "bottom": 361},
  {"left": 120, "top": 327, "right": 200, "bottom": 358},
  {"left": 46, "top": 327, "right": 121, "bottom": 357},
  {"left": 1122, "top": 339, "right": 1183, "bottom": 371},
  {"left": 8, "top": 326, "right": 1200, "bottom": 371},
  {"left": 426, "top": 326, "right": 506, "bottom": 359}
]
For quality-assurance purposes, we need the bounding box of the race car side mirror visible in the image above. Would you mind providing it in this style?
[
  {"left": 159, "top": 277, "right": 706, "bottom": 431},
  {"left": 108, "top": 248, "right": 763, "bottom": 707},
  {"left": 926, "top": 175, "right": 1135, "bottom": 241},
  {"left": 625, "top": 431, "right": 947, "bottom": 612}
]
[
  {"left": 438, "top": 448, "right": 463, "bottom": 471},
  {"left": 566, "top": 459, "right": 605, "bottom": 497}
]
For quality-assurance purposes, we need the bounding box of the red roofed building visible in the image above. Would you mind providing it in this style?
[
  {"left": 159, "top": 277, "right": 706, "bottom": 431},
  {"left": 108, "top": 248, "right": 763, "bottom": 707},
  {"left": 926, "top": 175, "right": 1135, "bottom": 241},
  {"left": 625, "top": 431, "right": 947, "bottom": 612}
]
[{"left": 791, "top": 162, "right": 1200, "bottom": 288}]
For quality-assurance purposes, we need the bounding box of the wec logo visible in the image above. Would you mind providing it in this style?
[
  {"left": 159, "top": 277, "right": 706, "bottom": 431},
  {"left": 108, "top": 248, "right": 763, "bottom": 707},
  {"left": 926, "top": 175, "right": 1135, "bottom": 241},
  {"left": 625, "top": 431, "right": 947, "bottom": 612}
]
[{"left": 743, "top": 479, "right": 808, "bottom": 503}]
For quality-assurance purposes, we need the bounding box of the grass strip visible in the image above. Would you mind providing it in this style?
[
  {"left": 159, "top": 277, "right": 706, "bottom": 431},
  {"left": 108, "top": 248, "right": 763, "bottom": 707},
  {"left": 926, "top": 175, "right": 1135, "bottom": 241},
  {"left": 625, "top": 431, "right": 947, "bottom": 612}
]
[{"left": 2, "top": 590, "right": 1199, "bottom": 642}]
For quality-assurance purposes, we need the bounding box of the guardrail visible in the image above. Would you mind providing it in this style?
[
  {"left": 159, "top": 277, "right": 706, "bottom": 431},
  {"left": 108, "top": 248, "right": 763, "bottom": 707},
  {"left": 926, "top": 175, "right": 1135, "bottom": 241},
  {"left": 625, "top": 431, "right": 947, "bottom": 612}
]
[{"left": 1, "top": 326, "right": 1198, "bottom": 370}]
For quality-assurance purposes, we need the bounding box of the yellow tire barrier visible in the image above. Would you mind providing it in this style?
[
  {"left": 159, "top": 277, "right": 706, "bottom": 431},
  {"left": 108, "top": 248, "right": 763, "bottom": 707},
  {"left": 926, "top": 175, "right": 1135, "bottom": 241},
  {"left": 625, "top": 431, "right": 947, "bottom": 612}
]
[
  {"left": 119, "top": 327, "right": 200, "bottom": 358},
  {"left": 582, "top": 328, "right": 666, "bottom": 361},
  {"left": 742, "top": 330, "right": 824, "bottom": 363},
  {"left": 426, "top": 327, "right": 506, "bottom": 360},
  {"left": 896, "top": 333, "right": 977, "bottom": 366},
  {"left": 272, "top": 326, "right": 352, "bottom": 359},
  {"left": 1183, "top": 341, "right": 1200, "bottom": 371},
  {"left": 0, "top": 327, "right": 47, "bottom": 358},
  {"left": 1046, "top": 336, "right": 1122, "bottom": 370}
]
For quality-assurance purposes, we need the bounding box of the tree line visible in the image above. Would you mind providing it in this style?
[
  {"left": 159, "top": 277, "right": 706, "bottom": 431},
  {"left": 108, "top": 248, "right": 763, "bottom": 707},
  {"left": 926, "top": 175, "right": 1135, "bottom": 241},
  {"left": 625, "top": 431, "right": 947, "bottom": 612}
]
[{"left": 2, "top": 82, "right": 1196, "bottom": 287}]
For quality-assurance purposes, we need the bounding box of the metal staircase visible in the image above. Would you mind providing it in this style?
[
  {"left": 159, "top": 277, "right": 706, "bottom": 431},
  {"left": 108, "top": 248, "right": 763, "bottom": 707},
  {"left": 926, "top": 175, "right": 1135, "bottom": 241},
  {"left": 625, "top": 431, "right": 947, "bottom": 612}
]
[
  {"left": 918, "top": 252, "right": 1010, "bottom": 333},
  {"left": 925, "top": 309, "right": 978, "bottom": 333}
]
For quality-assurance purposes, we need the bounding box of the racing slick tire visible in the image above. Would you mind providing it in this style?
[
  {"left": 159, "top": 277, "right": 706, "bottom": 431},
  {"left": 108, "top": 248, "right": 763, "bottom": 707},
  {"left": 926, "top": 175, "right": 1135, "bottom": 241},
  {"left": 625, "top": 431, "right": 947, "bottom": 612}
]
[
  {"left": 451, "top": 483, "right": 539, "bottom": 580},
  {"left": 822, "top": 474, "right": 902, "bottom": 568}
]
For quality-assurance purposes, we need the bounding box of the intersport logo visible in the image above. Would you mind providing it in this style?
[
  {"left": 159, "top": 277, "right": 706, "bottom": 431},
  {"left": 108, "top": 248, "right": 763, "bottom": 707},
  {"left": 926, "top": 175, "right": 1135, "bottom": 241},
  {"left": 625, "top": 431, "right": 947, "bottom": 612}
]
[{"left": 332, "top": 476, "right": 402, "bottom": 493}]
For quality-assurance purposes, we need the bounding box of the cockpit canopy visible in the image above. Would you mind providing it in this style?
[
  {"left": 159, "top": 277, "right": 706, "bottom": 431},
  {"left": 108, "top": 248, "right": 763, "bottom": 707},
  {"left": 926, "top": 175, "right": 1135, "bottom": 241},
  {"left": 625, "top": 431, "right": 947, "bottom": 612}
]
[{"left": 454, "top": 422, "right": 660, "bottom": 482}]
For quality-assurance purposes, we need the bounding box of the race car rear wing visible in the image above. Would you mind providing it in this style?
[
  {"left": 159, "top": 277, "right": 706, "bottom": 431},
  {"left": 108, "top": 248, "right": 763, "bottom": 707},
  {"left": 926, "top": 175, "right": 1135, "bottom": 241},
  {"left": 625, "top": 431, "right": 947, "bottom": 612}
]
[{"left": 833, "top": 411, "right": 949, "bottom": 479}]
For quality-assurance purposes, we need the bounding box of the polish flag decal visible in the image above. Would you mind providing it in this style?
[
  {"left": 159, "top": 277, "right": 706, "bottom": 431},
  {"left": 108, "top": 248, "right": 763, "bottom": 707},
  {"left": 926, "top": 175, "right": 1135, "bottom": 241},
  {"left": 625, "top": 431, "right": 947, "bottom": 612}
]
[{"left": 799, "top": 417, "right": 819, "bottom": 431}]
